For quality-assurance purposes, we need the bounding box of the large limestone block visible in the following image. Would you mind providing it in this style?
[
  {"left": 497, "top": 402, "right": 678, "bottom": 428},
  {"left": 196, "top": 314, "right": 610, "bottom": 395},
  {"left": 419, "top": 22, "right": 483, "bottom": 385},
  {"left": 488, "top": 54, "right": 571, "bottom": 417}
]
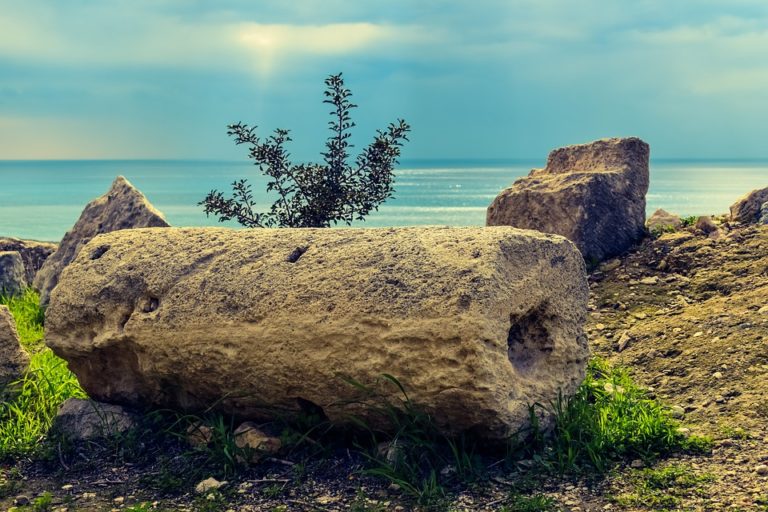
[
  {"left": 0, "top": 238, "right": 57, "bottom": 284},
  {"left": 45, "top": 227, "right": 589, "bottom": 440},
  {"left": 487, "top": 137, "right": 650, "bottom": 263},
  {"left": 0, "top": 305, "right": 29, "bottom": 387},
  {"left": 0, "top": 251, "right": 27, "bottom": 297},
  {"left": 730, "top": 187, "right": 768, "bottom": 224},
  {"left": 34, "top": 176, "right": 170, "bottom": 305}
]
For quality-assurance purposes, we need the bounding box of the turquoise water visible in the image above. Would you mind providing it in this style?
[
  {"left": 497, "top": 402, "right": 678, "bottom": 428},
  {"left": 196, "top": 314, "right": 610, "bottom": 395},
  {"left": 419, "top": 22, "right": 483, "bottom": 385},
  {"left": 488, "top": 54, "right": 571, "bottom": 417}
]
[{"left": 1, "top": 159, "right": 767, "bottom": 241}]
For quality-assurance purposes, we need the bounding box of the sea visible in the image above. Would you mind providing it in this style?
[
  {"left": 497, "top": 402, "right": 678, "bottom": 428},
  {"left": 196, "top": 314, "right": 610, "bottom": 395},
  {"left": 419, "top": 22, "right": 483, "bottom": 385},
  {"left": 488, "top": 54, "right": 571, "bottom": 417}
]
[{"left": 1, "top": 159, "right": 767, "bottom": 242}]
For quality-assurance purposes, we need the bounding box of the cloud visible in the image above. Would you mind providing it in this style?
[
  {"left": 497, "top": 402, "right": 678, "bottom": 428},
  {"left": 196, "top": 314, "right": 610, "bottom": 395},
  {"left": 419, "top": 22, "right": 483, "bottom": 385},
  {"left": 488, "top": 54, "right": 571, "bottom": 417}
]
[{"left": 0, "top": 5, "right": 429, "bottom": 78}]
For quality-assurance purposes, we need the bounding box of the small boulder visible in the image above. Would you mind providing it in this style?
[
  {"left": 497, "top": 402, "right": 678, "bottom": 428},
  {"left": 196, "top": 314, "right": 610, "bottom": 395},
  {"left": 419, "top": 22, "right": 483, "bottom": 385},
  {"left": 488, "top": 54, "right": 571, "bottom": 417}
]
[
  {"left": 0, "top": 305, "right": 29, "bottom": 388},
  {"left": 186, "top": 421, "right": 214, "bottom": 448},
  {"left": 694, "top": 216, "right": 718, "bottom": 235},
  {"left": 52, "top": 398, "right": 137, "bottom": 441},
  {"left": 0, "top": 238, "right": 57, "bottom": 284},
  {"left": 487, "top": 137, "right": 650, "bottom": 262},
  {"left": 33, "top": 176, "right": 170, "bottom": 305},
  {"left": 730, "top": 187, "right": 768, "bottom": 224},
  {"left": 233, "top": 422, "right": 282, "bottom": 462},
  {"left": 0, "top": 252, "right": 27, "bottom": 297},
  {"left": 646, "top": 209, "right": 682, "bottom": 232},
  {"left": 195, "top": 477, "right": 226, "bottom": 494}
]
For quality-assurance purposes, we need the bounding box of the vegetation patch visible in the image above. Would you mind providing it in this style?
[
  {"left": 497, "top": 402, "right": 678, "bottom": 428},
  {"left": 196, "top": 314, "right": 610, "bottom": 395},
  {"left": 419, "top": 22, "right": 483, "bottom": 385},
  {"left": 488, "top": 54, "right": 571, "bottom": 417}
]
[
  {"left": 0, "top": 289, "right": 86, "bottom": 460},
  {"left": 611, "top": 464, "right": 715, "bottom": 510}
]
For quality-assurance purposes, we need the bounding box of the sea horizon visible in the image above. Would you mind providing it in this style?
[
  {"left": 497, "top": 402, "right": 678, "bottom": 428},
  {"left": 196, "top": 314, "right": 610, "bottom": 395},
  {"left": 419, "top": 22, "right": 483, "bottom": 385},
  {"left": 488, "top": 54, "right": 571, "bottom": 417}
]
[{"left": 2, "top": 157, "right": 767, "bottom": 242}]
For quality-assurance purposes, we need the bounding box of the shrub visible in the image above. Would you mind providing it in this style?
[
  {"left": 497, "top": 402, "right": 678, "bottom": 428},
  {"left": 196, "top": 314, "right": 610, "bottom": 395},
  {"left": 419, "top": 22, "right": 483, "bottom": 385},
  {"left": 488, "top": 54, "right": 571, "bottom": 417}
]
[{"left": 201, "top": 73, "right": 411, "bottom": 228}]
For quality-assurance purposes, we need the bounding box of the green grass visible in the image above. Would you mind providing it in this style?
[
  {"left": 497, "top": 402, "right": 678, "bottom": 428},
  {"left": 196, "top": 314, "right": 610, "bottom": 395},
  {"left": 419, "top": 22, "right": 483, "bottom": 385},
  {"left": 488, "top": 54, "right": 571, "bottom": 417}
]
[
  {"left": 0, "top": 289, "right": 86, "bottom": 460},
  {"left": 612, "top": 464, "right": 714, "bottom": 510},
  {"left": 501, "top": 493, "right": 560, "bottom": 512},
  {"left": 519, "top": 358, "right": 711, "bottom": 474}
]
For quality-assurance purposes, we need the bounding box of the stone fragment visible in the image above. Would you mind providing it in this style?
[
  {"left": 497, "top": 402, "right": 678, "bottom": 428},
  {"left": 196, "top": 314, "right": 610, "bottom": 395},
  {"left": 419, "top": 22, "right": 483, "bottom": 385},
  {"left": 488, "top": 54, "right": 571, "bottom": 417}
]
[
  {"left": 45, "top": 226, "right": 589, "bottom": 441},
  {"left": 52, "top": 398, "right": 137, "bottom": 441},
  {"left": 0, "top": 251, "right": 27, "bottom": 297},
  {"left": 33, "top": 176, "right": 170, "bottom": 305},
  {"left": 487, "top": 137, "right": 650, "bottom": 262},
  {"left": 670, "top": 405, "right": 685, "bottom": 419},
  {"left": 233, "top": 422, "right": 281, "bottom": 462},
  {"left": 186, "top": 421, "right": 214, "bottom": 448},
  {"left": 195, "top": 477, "right": 226, "bottom": 494},
  {"left": 694, "top": 216, "right": 718, "bottom": 235},
  {"left": 730, "top": 187, "right": 768, "bottom": 224},
  {"left": 0, "top": 238, "right": 57, "bottom": 285},
  {"left": 0, "top": 305, "right": 28, "bottom": 388},
  {"left": 646, "top": 208, "right": 682, "bottom": 232}
]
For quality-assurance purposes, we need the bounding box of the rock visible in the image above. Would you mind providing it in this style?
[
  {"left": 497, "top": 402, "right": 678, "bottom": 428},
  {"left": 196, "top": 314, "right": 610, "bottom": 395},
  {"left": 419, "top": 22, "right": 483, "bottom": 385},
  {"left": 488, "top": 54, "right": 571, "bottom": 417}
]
[
  {"left": 670, "top": 405, "right": 685, "bottom": 419},
  {"left": 730, "top": 186, "right": 768, "bottom": 224},
  {"left": 33, "top": 176, "right": 170, "bottom": 305},
  {"left": 0, "top": 305, "right": 29, "bottom": 388},
  {"left": 630, "top": 459, "right": 645, "bottom": 469},
  {"left": 0, "top": 251, "right": 27, "bottom": 297},
  {"left": 760, "top": 201, "right": 768, "bottom": 225},
  {"left": 646, "top": 209, "right": 682, "bottom": 232},
  {"left": 756, "top": 464, "right": 768, "bottom": 476},
  {"left": 45, "top": 226, "right": 589, "bottom": 441},
  {"left": 639, "top": 276, "right": 659, "bottom": 285},
  {"left": 186, "top": 421, "right": 214, "bottom": 448},
  {"left": 599, "top": 258, "right": 621, "bottom": 272},
  {"left": 617, "top": 332, "right": 632, "bottom": 352},
  {"left": 486, "top": 137, "right": 650, "bottom": 262},
  {"left": 0, "top": 238, "right": 57, "bottom": 285},
  {"left": 14, "top": 495, "right": 30, "bottom": 506},
  {"left": 758, "top": 306, "right": 768, "bottom": 314},
  {"left": 195, "top": 477, "right": 226, "bottom": 494},
  {"left": 694, "top": 216, "right": 718, "bottom": 235},
  {"left": 52, "top": 398, "right": 137, "bottom": 441},
  {"left": 233, "top": 422, "right": 281, "bottom": 462}
]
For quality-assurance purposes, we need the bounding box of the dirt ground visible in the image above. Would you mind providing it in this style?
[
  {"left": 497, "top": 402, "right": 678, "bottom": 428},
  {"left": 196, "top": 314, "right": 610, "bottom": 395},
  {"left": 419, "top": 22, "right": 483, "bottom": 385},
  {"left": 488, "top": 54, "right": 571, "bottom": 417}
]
[{"left": 1, "top": 223, "right": 766, "bottom": 511}]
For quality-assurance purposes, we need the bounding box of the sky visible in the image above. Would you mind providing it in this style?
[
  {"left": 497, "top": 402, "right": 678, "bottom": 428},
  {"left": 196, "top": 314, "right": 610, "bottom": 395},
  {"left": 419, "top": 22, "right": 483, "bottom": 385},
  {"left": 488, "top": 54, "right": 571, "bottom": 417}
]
[{"left": 1, "top": 0, "right": 768, "bottom": 160}]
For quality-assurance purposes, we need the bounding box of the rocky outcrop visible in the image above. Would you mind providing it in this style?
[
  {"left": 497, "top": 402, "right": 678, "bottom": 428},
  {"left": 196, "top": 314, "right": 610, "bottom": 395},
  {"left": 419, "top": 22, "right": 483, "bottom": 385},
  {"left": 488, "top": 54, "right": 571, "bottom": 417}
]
[
  {"left": 0, "top": 305, "right": 29, "bottom": 388},
  {"left": 0, "top": 252, "right": 27, "bottom": 297},
  {"left": 487, "top": 137, "right": 650, "bottom": 263},
  {"left": 33, "top": 176, "right": 170, "bottom": 305},
  {"left": 45, "top": 226, "right": 589, "bottom": 441},
  {"left": 0, "top": 238, "right": 57, "bottom": 284},
  {"left": 730, "top": 186, "right": 768, "bottom": 224},
  {"left": 646, "top": 209, "right": 682, "bottom": 232},
  {"left": 52, "top": 398, "right": 137, "bottom": 441}
]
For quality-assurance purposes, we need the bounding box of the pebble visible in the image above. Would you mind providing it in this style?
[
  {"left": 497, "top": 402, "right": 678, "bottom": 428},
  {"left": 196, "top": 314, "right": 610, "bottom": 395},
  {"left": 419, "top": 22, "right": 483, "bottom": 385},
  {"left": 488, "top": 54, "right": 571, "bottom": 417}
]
[
  {"left": 640, "top": 276, "right": 659, "bottom": 285},
  {"left": 670, "top": 405, "right": 685, "bottom": 418},
  {"left": 713, "top": 372, "right": 724, "bottom": 379},
  {"left": 82, "top": 492, "right": 97, "bottom": 500},
  {"left": 630, "top": 459, "right": 645, "bottom": 469},
  {"left": 595, "top": 323, "right": 606, "bottom": 330},
  {"left": 758, "top": 305, "right": 768, "bottom": 314},
  {"left": 693, "top": 331, "right": 703, "bottom": 337},
  {"left": 195, "top": 477, "right": 226, "bottom": 494},
  {"left": 61, "top": 484, "right": 74, "bottom": 491},
  {"left": 633, "top": 312, "right": 647, "bottom": 320},
  {"left": 756, "top": 465, "right": 768, "bottom": 476},
  {"left": 14, "top": 496, "right": 29, "bottom": 506},
  {"left": 113, "top": 497, "right": 125, "bottom": 505}
]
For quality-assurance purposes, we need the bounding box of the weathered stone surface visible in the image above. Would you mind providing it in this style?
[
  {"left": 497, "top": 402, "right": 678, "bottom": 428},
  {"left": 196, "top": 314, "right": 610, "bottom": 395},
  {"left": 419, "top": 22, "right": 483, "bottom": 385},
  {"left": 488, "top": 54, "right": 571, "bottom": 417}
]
[
  {"left": 730, "top": 187, "right": 768, "bottom": 224},
  {"left": 0, "top": 252, "right": 27, "bottom": 297},
  {"left": 759, "top": 202, "right": 768, "bottom": 225},
  {"left": 487, "top": 137, "right": 650, "bottom": 262},
  {"left": 33, "top": 176, "right": 170, "bottom": 305},
  {"left": 52, "top": 398, "right": 137, "bottom": 441},
  {"left": 0, "top": 238, "right": 57, "bottom": 284},
  {"left": 646, "top": 209, "right": 682, "bottom": 232},
  {"left": 0, "top": 305, "right": 29, "bottom": 387},
  {"left": 45, "top": 226, "right": 589, "bottom": 440}
]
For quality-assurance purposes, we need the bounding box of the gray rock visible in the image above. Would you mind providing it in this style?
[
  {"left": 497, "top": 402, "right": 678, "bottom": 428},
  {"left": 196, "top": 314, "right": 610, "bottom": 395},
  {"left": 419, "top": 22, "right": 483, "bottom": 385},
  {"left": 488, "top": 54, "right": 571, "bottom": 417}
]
[
  {"left": 0, "top": 238, "right": 57, "bottom": 284},
  {"left": 759, "top": 201, "right": 768, "bottom": 225},
  {"left": 34, "top": 176, "right": 170, "bottom": 305},
  {"left": 0, "top": 305, "right": 29, "bottom": 388},
  {"left": 730, "top": 186, "right": 768, "bottom": 224},
  {"left": 0, "top": 251, "right": 27, "bottom": 297},
  {"left": 52, "top": 398, "right": 137, "bottom": 441},
  {"left": 45, "top": 226, "right": 589, "bottom": 441},
  {"left": 487, "top": 137, "right": 650, "bottom": 263}
]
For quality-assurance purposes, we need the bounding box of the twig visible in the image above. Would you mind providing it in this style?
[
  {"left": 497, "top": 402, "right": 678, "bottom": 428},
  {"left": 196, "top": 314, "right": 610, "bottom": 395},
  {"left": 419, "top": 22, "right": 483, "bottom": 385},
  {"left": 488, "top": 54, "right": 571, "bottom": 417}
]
[
  {"left": 266, "top": 457, "right": 295, "bottom": 466},
  {"left": 249, "top": 478, "right": 291, "bottom": 484},
  {"left": 57, "top": 442, "right": 69, "bottom": 471}
]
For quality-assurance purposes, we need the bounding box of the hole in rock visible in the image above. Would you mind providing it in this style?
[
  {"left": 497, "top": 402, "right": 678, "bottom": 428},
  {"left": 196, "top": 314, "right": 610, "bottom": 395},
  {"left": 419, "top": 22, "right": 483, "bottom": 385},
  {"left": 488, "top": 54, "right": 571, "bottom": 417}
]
[
  {"left": 142, "top": 296, "right": 159, "bottom": 313},
  {"left": 286, "top": 246, "right": 309, "bottom": 263},
  {"left": 507, "top": 304, "right": 555, "bottom": 375},
  {"left": 90, "top": 245, "right": 110, "bottom": 260}
]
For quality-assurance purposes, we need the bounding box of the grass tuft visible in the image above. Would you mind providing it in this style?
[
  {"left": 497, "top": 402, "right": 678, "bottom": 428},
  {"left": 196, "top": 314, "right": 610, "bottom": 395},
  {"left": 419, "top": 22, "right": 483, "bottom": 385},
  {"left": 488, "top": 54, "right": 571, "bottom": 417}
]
[
  {"left": 517, "top": 358, "right": 711, "bottom": 474},
  {"left": 0, "top": 289, "right": 86, "bottom": 460}
]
